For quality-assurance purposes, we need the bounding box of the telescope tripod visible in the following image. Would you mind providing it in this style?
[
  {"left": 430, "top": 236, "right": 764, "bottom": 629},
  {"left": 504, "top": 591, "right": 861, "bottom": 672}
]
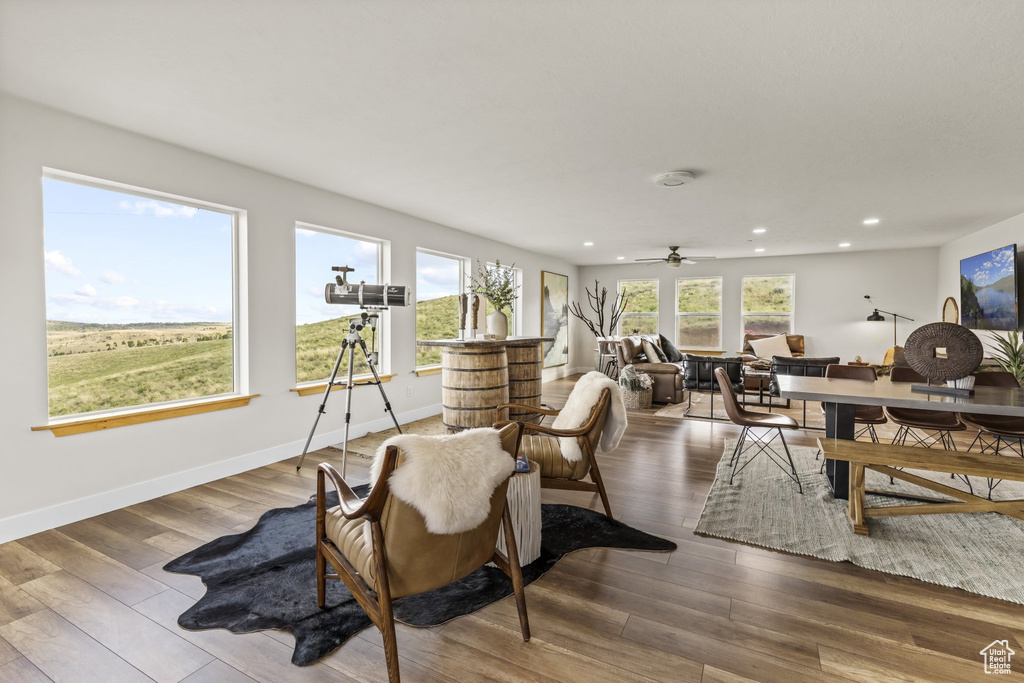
[{"left": 295, "top": 311, "right": 401, "bottom": 475}]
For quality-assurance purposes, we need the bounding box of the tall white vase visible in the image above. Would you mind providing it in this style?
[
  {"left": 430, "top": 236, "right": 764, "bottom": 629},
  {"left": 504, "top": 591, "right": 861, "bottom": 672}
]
[{"left": 487, "top": 310, "right": 509, "bottom": 340}]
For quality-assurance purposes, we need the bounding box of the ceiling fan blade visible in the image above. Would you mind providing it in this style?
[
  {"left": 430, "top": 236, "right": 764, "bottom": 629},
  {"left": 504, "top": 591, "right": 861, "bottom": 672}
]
[
  {"left": 679, "top": 258, "right": 697, "bottom": 265},
  {"left": 684, "top": 256, "right": 717, "bottom": 260},
  {"left": 634, "top": 258, "right": 667, "bottom": 262}
]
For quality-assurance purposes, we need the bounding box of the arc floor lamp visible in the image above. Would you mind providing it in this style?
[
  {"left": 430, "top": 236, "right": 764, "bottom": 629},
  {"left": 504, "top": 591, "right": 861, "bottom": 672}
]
[{"left": 864, "top": 295, "right": 914, "bottom": 346}]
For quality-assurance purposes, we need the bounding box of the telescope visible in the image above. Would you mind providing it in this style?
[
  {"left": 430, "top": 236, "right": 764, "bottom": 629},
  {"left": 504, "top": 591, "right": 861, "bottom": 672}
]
[{"left": 325, "top": 266, "right": 410, "bottom": 308}]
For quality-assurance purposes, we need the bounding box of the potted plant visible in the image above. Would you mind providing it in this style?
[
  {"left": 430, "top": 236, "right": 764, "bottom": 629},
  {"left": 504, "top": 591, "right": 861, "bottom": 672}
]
[
  {"left": 988, "top": 330, "right": 1024, "bottom": 386},
  {"left": 470, "top": 259, "right": 518, "bottom": 340}
]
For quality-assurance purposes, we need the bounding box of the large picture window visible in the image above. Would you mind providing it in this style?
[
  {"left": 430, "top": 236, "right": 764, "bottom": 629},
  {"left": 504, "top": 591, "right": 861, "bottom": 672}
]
[
  {"left": 742, "top": 275, "right": 795, "bottom": 335},
  {"left": 295, "top": 224, "right": 383, "bottom": 383},
  {"left": 617, "top": 280, "right": 659, "bottom": 336},
  {"left": 42, "top": 173, "right": 238, "bottom": 418},
  {"left": 677, "top": 277, "right": 722, "bottom": 349},
  {"left": 416, "top": 249, "right": 468, "bottom": 366}
]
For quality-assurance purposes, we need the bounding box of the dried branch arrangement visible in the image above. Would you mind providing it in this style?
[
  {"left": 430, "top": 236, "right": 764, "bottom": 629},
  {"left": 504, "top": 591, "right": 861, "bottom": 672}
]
[{"left": 569, "top": 280, "right": 630, "bottom": 338}]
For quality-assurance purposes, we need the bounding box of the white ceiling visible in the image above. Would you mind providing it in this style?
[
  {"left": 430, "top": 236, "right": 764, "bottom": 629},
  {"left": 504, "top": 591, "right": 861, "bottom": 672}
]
[{"left": 2, "top": 1, "right": 1023, "bottom": 265}]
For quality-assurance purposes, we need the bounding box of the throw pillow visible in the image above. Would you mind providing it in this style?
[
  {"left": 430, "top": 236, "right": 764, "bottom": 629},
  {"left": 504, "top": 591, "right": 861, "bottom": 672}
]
[
  {"left": 642, "top": 339, "right": 667, "bottom": 363},
  {"left": 658, "top": 334, "right": 683, "bottom": 363},
  {"left": 620, "top": 337, "right": 643, "bottom": 363},
  {"left": 748, "top": 334, "right": 792, "bottom": 359}
]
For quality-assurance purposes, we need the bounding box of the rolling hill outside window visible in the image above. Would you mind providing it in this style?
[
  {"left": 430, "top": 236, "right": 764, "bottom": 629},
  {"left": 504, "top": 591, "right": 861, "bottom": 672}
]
[
  {"left": 742, "top": 275, "right": 795, "bottom": 336},
  {"left": 617, "top": 280, "right": 659, "bottom": 336},
  {"left": 677, "top": 277, "right": 722, "bottom": 350},
  {"left": 295, "top": 223, "right": 384, "bottom": 383},
  {"left": 415, "top": 249, "right": 469, "bottom": 367},
  {"left": 42, "top": 173, "right": 239, "bottom": 418}
]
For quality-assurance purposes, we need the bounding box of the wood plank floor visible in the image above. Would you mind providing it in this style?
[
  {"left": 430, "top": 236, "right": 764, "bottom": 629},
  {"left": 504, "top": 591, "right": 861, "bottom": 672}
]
[{"left": 2, "top": 375, "right": 1022, "bottom": 682}]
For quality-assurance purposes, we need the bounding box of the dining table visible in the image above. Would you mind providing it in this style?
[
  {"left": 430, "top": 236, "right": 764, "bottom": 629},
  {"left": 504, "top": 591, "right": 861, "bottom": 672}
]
[{"left": 775, "top": 374, "right": 1024, "bottom": 500}]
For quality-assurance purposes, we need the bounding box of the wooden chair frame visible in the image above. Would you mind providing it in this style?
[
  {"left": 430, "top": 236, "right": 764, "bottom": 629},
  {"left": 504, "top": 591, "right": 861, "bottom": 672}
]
[
  {"left": 315, "top": 435, "right": 530, "bottom": 683},
  {"left": 496, "top": 389, "right": 614, "bottom": 518}
]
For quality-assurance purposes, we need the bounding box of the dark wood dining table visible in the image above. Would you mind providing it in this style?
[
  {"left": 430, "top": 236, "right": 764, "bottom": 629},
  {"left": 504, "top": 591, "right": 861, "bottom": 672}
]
[{"left": 775, "top": 375, "right": 1024, "bottom": 500}]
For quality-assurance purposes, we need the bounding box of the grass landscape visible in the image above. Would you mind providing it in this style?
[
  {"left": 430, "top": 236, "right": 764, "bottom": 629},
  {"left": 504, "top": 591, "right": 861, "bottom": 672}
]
[
  {"left": 47, "top": 322, "right": 234, "bottom": 417},
  {"left": 47, "top": 295, "right": 461, "bottom": 416}
]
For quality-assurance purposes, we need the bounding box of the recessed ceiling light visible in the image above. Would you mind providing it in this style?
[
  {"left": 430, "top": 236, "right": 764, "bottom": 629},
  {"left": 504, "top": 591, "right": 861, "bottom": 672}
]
[
  {"left": 583, "top": 241, "right": 594, "bottom": 246},
  {"left": 752, "top": 227, "right": 767, "bottom": 234},
  {"left": 616, "top": 256, "right": 625, "bottom": 260},
  {"left": 863, "top": 218, "right": 879, "bottom": 225},
  {"left": 839, "top": 242, "right": 851, "bottom": 248},
  {"left": 653, "top": 170, "right": 696, "bottom": 187},
  {"left": 754, "top": 248, "right": 765, "bottom": 253}
]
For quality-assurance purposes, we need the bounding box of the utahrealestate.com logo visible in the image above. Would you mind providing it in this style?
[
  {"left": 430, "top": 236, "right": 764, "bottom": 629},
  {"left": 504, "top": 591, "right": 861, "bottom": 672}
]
[{"left": 980, "top": 640, "right": 1015, "bottom": 675}]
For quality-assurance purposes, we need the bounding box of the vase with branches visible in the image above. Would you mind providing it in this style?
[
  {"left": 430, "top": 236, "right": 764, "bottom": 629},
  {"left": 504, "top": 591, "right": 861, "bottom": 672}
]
[
  {"left": 470, "top": 259, "right": 518, "bottom": 340},
  {"left": 569, "top": 279, "right": 630, "bottom": 339}
]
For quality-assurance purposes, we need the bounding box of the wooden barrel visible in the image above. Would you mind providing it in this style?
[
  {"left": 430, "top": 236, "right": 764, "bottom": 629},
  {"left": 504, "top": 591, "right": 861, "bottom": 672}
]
[
  {"left": 506, "top": 341, "right": 543, "bottom": 422},
  {"left": 441, "top": 345, "right": 509, "bottom": 432}
]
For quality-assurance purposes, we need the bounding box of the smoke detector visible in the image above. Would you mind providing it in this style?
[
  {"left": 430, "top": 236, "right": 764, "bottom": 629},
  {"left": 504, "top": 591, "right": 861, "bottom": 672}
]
[{"left": 654, "top": 171, "right": 696, "bottom": 187}]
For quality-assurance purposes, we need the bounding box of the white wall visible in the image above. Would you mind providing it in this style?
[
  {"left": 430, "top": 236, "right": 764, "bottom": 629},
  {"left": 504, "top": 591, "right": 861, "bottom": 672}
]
[
  {"left": 575, "top": 249, "right": 939, "bottom": 367},
  {"left": 936, "top": 210, "right": 1023, "bottom": 352},
  {"left": 0, "top": 94, "right": 581, "bottom": 542}
]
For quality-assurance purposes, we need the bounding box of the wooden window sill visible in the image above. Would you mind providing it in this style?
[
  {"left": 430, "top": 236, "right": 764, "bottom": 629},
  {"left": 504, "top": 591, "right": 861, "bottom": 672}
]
[
  {"left": 32, "top": 394, "right": 260, "bottom": 437},
  {"left": 291, "top": 374, "right": 395, "bottom": 397},
  {"left": 414, "top": 366, "right": 442, "bottom": 377}
]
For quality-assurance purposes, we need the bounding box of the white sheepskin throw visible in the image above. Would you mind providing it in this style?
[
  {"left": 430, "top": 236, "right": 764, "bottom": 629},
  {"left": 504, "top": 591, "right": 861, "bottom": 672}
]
[
  {"left": 369, "top": 428, "right": 514, "bottom": 535},
  {"left": 550, "top": 371, "right": 628, "bottom": 462}
]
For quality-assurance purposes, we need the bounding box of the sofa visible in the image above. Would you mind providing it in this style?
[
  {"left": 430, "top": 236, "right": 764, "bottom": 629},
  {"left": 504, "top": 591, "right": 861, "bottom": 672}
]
[
  {"left": 614, "top": 334, "right": 746, "bottom": 406},
  {"left": 740, "top": 333, "right": 805, "bottom": 367},
  {"left": 614, "top": 334, "right": 686, "bottom": 404}
]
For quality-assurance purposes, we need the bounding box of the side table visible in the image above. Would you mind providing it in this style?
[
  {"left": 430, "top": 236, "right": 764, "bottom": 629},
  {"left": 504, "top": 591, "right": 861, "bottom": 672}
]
[{"left": 496, "top": 460, "right": 541, "bottom": 566}]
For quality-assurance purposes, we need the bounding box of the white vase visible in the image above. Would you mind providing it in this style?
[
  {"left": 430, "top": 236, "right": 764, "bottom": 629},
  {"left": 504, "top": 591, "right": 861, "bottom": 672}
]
[{"left": 487, "top": 310, "right": 509, "bottom": 340}]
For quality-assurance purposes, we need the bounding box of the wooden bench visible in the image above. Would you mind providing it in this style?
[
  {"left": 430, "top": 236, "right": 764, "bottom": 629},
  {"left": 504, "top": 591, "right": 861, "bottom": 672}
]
[{"left": 816, "top": 437, "right": 1024, "bottom": 535}]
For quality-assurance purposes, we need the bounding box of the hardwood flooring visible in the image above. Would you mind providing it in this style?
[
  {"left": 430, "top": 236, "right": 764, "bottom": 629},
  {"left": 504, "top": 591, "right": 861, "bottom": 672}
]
[{"left": 1, "top": 375, "right": 1022, "bottom": 682}]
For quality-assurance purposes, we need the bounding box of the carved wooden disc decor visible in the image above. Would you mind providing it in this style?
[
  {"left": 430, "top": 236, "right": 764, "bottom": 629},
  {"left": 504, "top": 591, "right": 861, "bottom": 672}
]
[{"left": 903, "top": 322, "right": 983, "bottom": 381}]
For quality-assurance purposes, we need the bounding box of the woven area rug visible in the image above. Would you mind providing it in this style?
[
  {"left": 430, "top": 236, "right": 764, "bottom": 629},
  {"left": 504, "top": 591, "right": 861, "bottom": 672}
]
[
  {"left": 694, "top": 440, "right": 1024, "bottom": 604},
  {"left": 165, "top": 493, "right": 676, "bottom": 666},
  {"left": 654, "top": 395, "right": 827, "bottom": 429}
]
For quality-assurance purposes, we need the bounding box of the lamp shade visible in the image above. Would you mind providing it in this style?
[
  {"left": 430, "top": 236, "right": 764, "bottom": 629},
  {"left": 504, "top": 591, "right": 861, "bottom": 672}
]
[{"left": 866, "top": 309, "right": 885, "bottom": 322}]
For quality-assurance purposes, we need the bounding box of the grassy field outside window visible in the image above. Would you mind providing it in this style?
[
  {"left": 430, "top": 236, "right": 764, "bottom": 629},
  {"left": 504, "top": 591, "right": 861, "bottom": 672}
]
[
  {"left": 677, "top": 277, "right": 722, "bottom": 349},
  {"left": 618, "top": 279, "right": 659, "bottom": 336},
  {"left": 43, "top": 174, "right": 238, "bottom": 418},
  {"left": 742, "top": 275, "right": 794, "bottom": 336}
]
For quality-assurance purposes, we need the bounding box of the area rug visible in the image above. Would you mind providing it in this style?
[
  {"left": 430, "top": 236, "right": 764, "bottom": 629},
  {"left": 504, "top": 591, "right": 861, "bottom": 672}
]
[
  {"left": 164, "top": 492, "right": 676, "bottom": 666},
  {"left": 341, "top": 414, "right": 448, "bottom": 460},
  {"left": 694, "top": 440, "right": 1024, "bottom": 604},
  {"left": 654, "top": 395, "right": 827, "bottom": 429}
]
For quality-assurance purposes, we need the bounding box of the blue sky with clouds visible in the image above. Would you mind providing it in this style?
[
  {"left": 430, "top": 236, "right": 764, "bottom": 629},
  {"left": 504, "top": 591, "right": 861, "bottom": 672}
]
[
  {"left": 295, "top": 228, "right": 381, "bottom": 325},
  {"left": 43, "top": 178, "right": 233, "bottom": 324},
  {"left": 962, "top": 244, "right": 1016, "bottom": 287}
]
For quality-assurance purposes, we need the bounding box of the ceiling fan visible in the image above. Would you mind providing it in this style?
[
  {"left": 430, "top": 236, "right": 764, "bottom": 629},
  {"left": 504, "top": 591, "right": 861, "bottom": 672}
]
[{"left": 635, "top": 246, "right": 717, "bottom": 268}]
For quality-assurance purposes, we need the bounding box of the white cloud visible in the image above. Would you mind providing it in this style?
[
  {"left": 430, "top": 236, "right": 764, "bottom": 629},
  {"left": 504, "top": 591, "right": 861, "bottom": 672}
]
[
  {"left": 296, "top": 228, "right": 318, "bottom": 238},
  {"left": 75, "top": 284, "right": 97, "bottom": 297},
  {"left": 49, "top": 293, "right": 227, "bottom": 321},
  {"left": 100, "top": 270, "right": 127, "bottom": 284},
  {"left": 44, "top": 250, "right": 80, "bottom": 276},
  {"left": 118, "top": 199, "right": 197, "bottom": 218},
  {"left": 115, "top": 296, "right": 140, "bottom": 309}
]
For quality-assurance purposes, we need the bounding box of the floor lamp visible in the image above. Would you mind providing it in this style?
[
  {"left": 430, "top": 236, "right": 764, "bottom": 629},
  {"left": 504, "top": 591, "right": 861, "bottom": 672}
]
[{"left": 864, "top": 296, "right": 914, "bottom": 346}]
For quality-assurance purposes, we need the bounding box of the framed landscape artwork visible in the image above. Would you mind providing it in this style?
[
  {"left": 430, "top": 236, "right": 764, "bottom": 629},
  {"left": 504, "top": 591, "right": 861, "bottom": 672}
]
[
  {"left": 960, "top": 244, "right": 1018, "bottom": 330},
  {"left": 541, "top": 270, "right": 569, "bottom": 368}
]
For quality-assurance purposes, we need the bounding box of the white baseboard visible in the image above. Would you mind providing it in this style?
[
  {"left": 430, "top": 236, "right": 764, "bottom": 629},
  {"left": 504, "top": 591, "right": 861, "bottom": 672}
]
[{"left": 0, "top": 403, "right": 442, "bottom": 545}]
